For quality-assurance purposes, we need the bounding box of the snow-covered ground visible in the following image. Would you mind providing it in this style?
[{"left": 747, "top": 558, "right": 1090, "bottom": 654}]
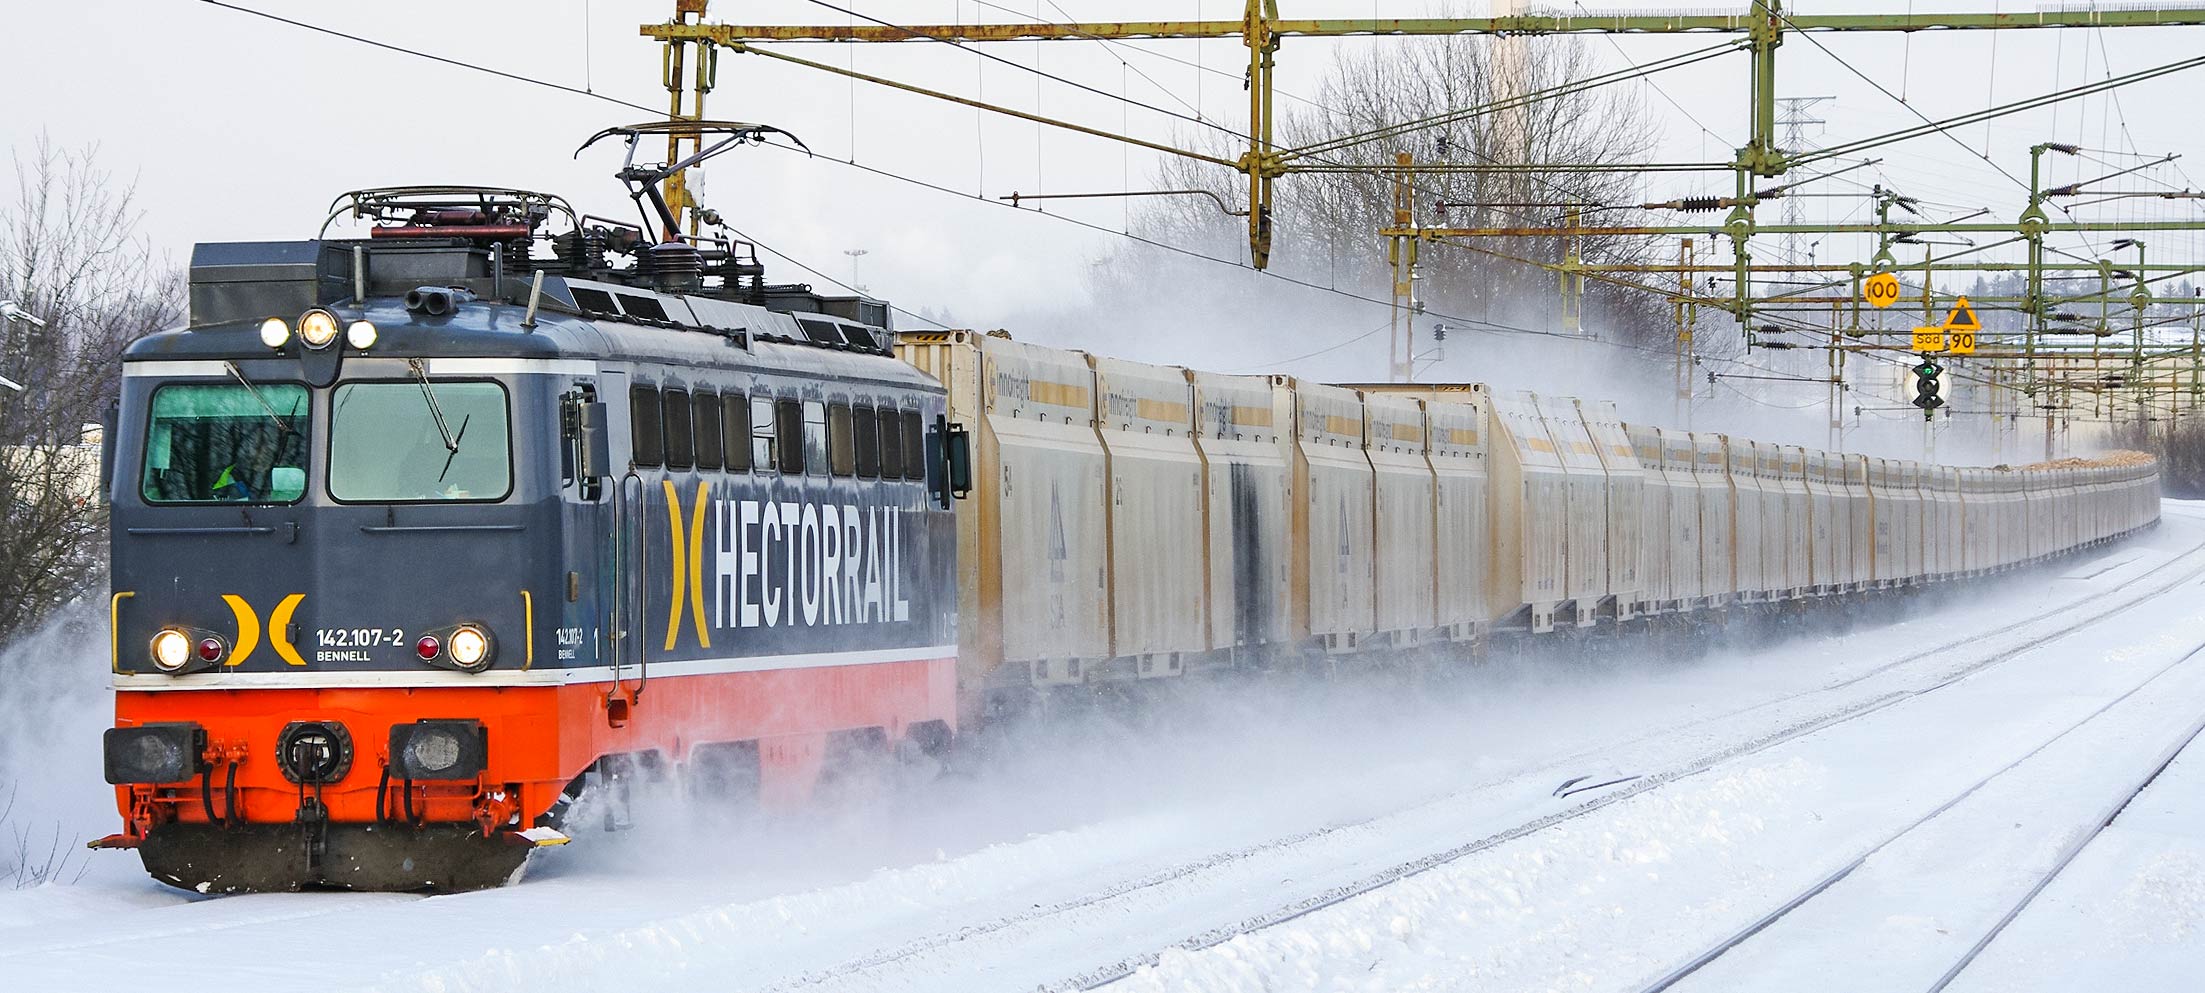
[{"left": 3, "top": 504, "right": 2203, "bottom": 993}]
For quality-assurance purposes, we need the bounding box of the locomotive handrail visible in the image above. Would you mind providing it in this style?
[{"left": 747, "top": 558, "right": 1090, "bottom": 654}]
[
  {"left": 608, "top": 471, "right": 648, "bottom": 703},
  {"left": 357, "top": 524, "right": 527, "bottom": 534},
  {"left": 633, "top": 472, "right": 648, "bottom": 696},
  {"left": 108, "top": 590, "right": 133, "bottom": 673},
  {"left": 124, "top": 525, "right": 276, "bottom": 536},
  {"left": 317, "top": 185, "right": 581, "bottom": 241},
  {"left": 607, "top": 474, "right": 628, "bottom": 691}
]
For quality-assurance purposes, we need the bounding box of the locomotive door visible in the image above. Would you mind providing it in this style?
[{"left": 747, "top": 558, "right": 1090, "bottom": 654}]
[
  {"left": 598, "top": 371, "right": 648, "bottom": 711},
  {"left": 614, "top": 472, "right": 648, "bottom": 693}
]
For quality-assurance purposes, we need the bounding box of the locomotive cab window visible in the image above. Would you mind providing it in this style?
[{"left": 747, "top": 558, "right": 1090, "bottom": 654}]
[
  {"left": 329, "top": 381, "right": 511, "bottom": 502},
  {"left": 141, "top": 383, "right": 310, "bottom": 504}
]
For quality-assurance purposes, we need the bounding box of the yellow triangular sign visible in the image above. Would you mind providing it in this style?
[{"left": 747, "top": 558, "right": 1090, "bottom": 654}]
[{"left": 1943, "top": 296, "right": 1981, "bottom": 332}]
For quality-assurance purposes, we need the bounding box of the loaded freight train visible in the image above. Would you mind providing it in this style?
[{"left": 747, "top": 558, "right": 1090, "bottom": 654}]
[
  {"left": 901, "top": 332, "right": 2161, "bottom": 710},
  {"left": 92, "top": 145, "right": 2159, "bottom": 893}
]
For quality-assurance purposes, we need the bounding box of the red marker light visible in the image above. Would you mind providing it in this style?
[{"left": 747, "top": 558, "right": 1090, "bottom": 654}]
[
  {"left": 416, "top": 635, "right": 442, "bottom": 661},
  {"left": 197, "top": 638, "right": 224, "bottom": 663}
]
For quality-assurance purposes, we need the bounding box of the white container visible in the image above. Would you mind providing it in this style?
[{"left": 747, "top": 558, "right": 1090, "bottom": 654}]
[
  {"left": 1288, "top": 379, "right": 1377, "bottom": 651},
  {"left": 1364, "top": 391, "right": 1438, "bottom": 645},
  {"left": 1487, "top": 392, "right": 1572, "bottom": 632},
  {"left": 1189, "top": 370, "right": 1294, "bottom": 654},
  {"left": 1577, "top": 399, "right": 1646, "bottom": 621},
  {"left": 1090, "top": 355, "right": 1206, "bottom": 676}
]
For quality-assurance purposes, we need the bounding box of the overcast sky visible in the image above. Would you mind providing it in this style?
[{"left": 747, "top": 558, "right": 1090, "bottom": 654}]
[{"left": 8, "top": 0, "right": 2205, "bottom": 387}]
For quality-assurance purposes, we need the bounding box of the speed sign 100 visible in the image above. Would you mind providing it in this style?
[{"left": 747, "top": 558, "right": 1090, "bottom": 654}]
[{"left": 1863, "top": 272, "right": 1901, "bottom": 309}]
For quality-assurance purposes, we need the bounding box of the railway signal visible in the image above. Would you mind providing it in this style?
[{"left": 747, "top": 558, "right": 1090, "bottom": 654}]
[{"left": 1911, "top": 359, "right": 1946, "bottom": 417}]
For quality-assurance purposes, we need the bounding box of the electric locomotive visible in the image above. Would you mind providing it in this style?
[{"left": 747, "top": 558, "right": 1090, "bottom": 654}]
[{"left": 95, "top": 123, "right": 968, "bottom": 892}]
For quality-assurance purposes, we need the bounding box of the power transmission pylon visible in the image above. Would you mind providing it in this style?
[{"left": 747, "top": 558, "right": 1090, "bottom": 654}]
[{"left": 1776, "top": 96, "right": 1832, "bottom": 265}]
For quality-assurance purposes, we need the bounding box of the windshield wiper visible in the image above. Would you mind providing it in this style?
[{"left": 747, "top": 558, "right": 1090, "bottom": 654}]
[
  {"left": 438, "top": 414, "right": 471, "bottom": 483},
  {"left": 224, "top": 361, "right": 290, "bottom": 434},
  {"left": 406, "top": 358, "right": 461, "bottom": 456}
]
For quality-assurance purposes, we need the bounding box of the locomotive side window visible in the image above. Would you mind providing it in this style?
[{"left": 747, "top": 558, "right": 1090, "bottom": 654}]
[
  {"left": 827, "top": 402, "right": 856, "bottom": 477},
  {"left": 140, "top": 383, "right": 310, "bottom": 504},
  {"left": 630, "top": 385, "right": 663, "bottom": 467},
  {"left": 662, "top": 389, "right": 694, "bottom": 470},
  {"left": 901, "top": 410, "right": 926, "bottom": 479},
  {"left": 801, "top": 400, "right": 828, "bottom": 476},
  {"left": 330, "top": 381, "right": 511, "bottom": 502},
  {"left": 693, "top": 390, "right": 722, "bottom": 471},
  {"left": 723, "top": 393, "right": 752, "bottom": 471},
  {"left": 777, "top": 398, "right": 804, "bottom": 474},
  {"left": 752, "top": 396, "right": 779, "bottom": 471},
  {"left": 853, "top": 403, "right": 879, "bottom": 479},
  {"left": 875, "top": 406, "right": 901, "bottom": 481}
]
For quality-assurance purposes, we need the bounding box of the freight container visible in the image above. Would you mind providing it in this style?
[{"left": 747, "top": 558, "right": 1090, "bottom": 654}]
[
  {"left": 1578, "top": 400, "right": 1645, "bottom": 621},
  {"left": 1537, "top": 395, "right": 1614, "bottom": 627},
  {"left": 1624, "top": 421, "right": 1671, "bottom": 613},
  {"left": 1090, "top": 355, "right": 1206, "bottom": 676},
  {"left": 1189, "top": 370, "right": 1294, "bottom": 654},
  {"left": 1287, "top": 379, "right": 1377, "bottom": 651},
  {"left": 1487, "top": 392, "right": 1572, "bottom": 632},
  {"left": 1659, "top": 428, "right": 1704, "bottom": 608},
  {"left": 1364, "top": 391, "right": 1438, "bottom": 645}
]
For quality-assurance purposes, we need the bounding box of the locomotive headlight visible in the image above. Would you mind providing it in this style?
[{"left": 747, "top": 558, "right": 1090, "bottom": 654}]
[
  {"left": 448, "top": 625, "right": 492, "bottom": 671},
  {"left": 150, "top": 628, "right": 192, "bottom": 672},
  {"left": 258, "top": 317, "right": 290, "bottom": 349},
  {"left": 345, "top": 320, "right": 378, "bottom": 349},
  {"left": 103, "top": 723, "right": 207, "bottom": 784},
  {"left": 388, "top": 719, "right": 487, "bottom": 780},
  {"left": 297, "top": 308, "right": 341, "bottom": 349}
]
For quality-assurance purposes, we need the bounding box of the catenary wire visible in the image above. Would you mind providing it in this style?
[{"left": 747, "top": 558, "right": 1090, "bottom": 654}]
[{"left": 193, "top": 0, "right": 2079, "bottom": 390}]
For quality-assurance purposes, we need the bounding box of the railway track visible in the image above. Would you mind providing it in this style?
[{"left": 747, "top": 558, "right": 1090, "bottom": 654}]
[
  {"left": 7, "top": 520, "right": 2193, "bottom": 992},
  {"left": 1928, "top": 712, "right": 2205, "bottom": 993},
  {"left": 1632, "top": 638, "right": 2205, "bottom": 993},
  {"left": 710, "top": 512, "right": 2205, "bottom": 993},
  {"left": 1053, "top": 521, "right": 2205, "bottom": 993}
]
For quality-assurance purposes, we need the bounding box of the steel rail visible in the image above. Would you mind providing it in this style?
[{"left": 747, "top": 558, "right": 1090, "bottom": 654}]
[
  {"left": 1055, "top": 514, "right": 2205, "bottom": 991},
  {"left": 737, "top": 516, "right": 2201, "bottom": 993},
  {"left": 1635, "top": 636, "right": 2205, "bottom": 993},
  {"left": 1924, "top": 709, "right": 2205, "bottom": 992}
]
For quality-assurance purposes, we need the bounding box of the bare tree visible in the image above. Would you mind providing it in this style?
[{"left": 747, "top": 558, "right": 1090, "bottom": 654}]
[
  {"left": 0, "top": 138, "right": 179, "bottom": 644},
  {"left": 1087, "top": 27, "right": 1687, "bottom": 355}
]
